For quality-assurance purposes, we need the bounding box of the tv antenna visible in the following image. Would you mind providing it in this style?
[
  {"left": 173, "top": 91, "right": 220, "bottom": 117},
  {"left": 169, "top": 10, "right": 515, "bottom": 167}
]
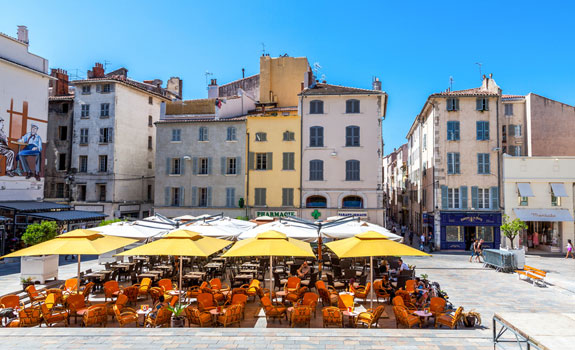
[
  {"left": 261, "top": 42, "right": 266, "bottom": 56},
  {"left": 103, "top": 60, "right": 111, "bottom": 71},
  {"left": 475, "top": 62, "right": 483, "bottom": 80},
  {"left": 449, "top": 76, "right": 454, "bottom": 91},
  {"left": 313, "top": 62, "right": 322, "bottom": 79},
  {"left": 204, "top": 71, "right": 213, "bottom": 89}
]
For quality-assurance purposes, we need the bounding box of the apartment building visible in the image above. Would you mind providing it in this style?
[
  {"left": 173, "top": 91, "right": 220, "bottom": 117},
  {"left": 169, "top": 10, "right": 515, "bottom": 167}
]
[{"left": 382, "top": 144, "right": 407, "bottom": 228}]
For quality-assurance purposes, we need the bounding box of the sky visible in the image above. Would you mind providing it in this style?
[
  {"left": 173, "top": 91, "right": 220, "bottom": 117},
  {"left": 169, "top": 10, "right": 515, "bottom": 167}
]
[{"left": 2, "top": 0, "right": 574, "bottom": 152}]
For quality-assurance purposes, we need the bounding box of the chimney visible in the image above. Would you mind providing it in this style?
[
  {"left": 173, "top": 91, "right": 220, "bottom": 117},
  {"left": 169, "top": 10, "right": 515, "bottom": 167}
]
[
  {"left": 88, "top": 63, "right": 105, "bottom": 79},
  {"left": 372, "top": 77, "right": 382, "bottom": 91},
  {"left": 208, "top": 79, "right": 218, "bottom": 99},
  {"left": 50, "top": 68, "right": 69, "bottom": 96},
  {"left": 17, "top": 26, "right": 29, "bottom": 44},
  {"left": 166, "top": 77, "right": 183, "bottom": 99}
]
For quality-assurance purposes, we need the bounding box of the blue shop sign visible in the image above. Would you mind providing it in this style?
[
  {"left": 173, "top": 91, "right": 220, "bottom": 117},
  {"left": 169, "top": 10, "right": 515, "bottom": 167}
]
[{"left": 440, "top": 212, "right": 501, "bottom": 226}]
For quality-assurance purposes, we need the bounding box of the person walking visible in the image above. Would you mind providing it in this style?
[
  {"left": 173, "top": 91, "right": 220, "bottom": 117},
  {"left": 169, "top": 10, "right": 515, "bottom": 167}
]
[
  {"left": 475, "top": 239, "right": 484, "bottom": 263},
  {"left": 469, "top": 239, "right": 479, "bottom": 263},
  {"left": 566, "top": 239, "right": 574, "bottom": 259},
  {"left": 408, "top": 230, "right": 414, "bottom": 246},
  {"left": 419, "top": 233, "right": 425, "bottom": 251}
]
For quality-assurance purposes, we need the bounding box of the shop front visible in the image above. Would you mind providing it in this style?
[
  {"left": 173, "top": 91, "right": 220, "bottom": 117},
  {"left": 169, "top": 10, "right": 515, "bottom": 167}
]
[
  {"left": 514, "top": 208, "right": 573, "bottom": 253},
  {"left": 439, "top": 211, "right": 501, "bottom": 250}
]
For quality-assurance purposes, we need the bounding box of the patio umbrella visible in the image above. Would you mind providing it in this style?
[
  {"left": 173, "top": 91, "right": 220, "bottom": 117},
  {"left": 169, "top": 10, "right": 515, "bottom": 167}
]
[
  {"left": 183, "top": 217, "right": 256, "bottom": 240},
  {"left": 95, "top": 222, "right": 168, "bottom": 240},
  {"left": 0, "top": 229, "right": 138, "bottom": 293},
  {"left": 321, "top": 220, "right": 403, "bottom": 242},
  {"left": 222, "top": 230, "right": 315, "bottom": 292},
  {"left": 117, "top": 229, "right": 232, "bottom": 306},
  {"left": 325, "top": 231, "right": 430, "bottom": 308},
  {"left": 238, "top": 220, "right": 318, "bottom": 242}
]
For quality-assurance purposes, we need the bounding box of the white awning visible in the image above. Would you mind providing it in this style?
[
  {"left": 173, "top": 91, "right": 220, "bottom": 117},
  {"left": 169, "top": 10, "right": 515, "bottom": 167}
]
[
  {"left": 550, "top": 183, "right": 568, "bottom": 197},
  {"left": 517, "top": 183, "right": 534, "bottom": 197},
  {"left": 514, "top": 208, "right": 574, "bottom": 222}
]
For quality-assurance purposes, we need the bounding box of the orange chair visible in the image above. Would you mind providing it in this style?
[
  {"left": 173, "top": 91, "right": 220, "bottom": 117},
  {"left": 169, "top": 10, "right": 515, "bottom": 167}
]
[
  {"left": 40, "top": 300, "right": 69, "bottom": 327},
  {"left": 121, "top": 286, "right": 139, "bottom": 306},
  {"left": 157, "top": 278, "right": 176, "bottom": 293},
  {"left": 81, "top": 282, "right": 94, "bottom": 303},
  {"left": 7, "top": 306, "right": 42, "bottom": 327},
  {"left": 244, "top": 279, "right": 260, "bottom": 301},
  {"left": 0, "top": 295, "right": 23, "bottom": 309},
  {"left": 66, "top": 293, "right": 90, "bottom": 324},
  {"left": 428, "top": 297, "right": 447, "bottom": 320},
  {"left": 25, "top": 285, "right": 47, "bottom": 304},
  {"left": 197, "top": 293, "right": 217, "bottom": 312},
  {"left": 436, "top": 306, "right": 463, "bottom": 329},
  {"left": 185, "top": 306, "right": 213, "bottom": 327},
  {"left": 316, "top": 281, "right": 338, "bottom": 295},
  {"left": 260, "top": 296, "right": 287, "bottom": 323},
  {"left": 405, "top": 280, "right": 416, "bottom": 294},
  {"left": 300, "top": 292, "right": 319, "bottom": 317},
  {"left": 284, "top": 276, "right": 301, "bottom": 293},
  {"left": 60, "top": 278, "right": 78, "bottom": 294},
  {"left": 290, "top": 305, "right": 312, "bottom": 328},
  {"left": 149, "top": 287, "right": 164, "bottom": 304},
  {"left": 317, "top": 287, "right": 338, "bottom": 307},
  {"left": 169, "top": 295, "right": 179, "bottom": 308},
  {"left": 337, "top": 294, "right": 355, "bottom": 311},
  {"left": 217, "top": 304, "right": 242, "bottom": 327},
  {"left": 226, "top": 293, "right": 248, "bottom": 320},
  {"left": 82, "top": 304, "right": 107, "bottom": 327},
  {"left": 373, "top": 280, "right": 390, "bottom": 304},
  {"left": 392, "top": 295, "right": 417, "bottom": 311},
  {"left": 137, "top": 278, "right": 152, "bottom": 299},
  {"left": 350, "top": 282, "right": 371, "bottom": 304},
  {"left": 356, "top": 305, "right": 385, "bottom": 328},
  {"left": 113, "top": 304, "right": 138, "bottom": 327},
  {"left": 103, "top": 280, "right": 121, "bottom": 302},
  {"left": 186, "top": 281, "right": 209, "bottom": 300},
  {"left": 393, "top": 305, "right": 421, "bottom": 328},
  {"left": 210, "top": 278, "right": 230, "bottom": 292},
  {"left": 107, "top": 294, "right": 128, "bottom": 318},
  {"left": 322, "top": 306, "right": 343, "bottom": 328},
  {"left": 44, "top": 293, "right": 61, "bottom": 310},
  {"left": 144, "top": 306, "right": 172, "bottom": 328}
]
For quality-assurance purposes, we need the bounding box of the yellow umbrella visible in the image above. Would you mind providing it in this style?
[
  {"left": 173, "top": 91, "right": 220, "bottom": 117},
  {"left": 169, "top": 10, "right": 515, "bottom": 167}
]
[
  {"left": 325, "top": 231, "right": 430, "bottom": 308},
  {"left": 117, "top": 229, "right": 232, "bottom": 305},
  {"left": 1, "top": 229, "right": 139, "bottom": 293},
  {"left": 222, "top": 230, "right": 315, "bottom": 292}
]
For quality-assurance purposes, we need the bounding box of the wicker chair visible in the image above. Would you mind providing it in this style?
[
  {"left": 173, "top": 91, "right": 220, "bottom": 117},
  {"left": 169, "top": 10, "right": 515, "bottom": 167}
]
[
  {"left": 290, "top": 305, "right": 312, "bottom": 328},
  {"left": 82, "top": 304, "right": 107, "bottom": 327},
  {"left": 217, "top": 304, "right": 242, "bottom": 327},
  {"left": 436, "top": 306, "right": 463, "bottom": 329},
  {"left": 260, "top": 296, "right": 287, "bottom": 323},
  {"left": 185, "top": 306, "right": 213, "bottom": 327},
  {"left": 350, "top": 282, "right": 371, "bottom": 304},
  {"left": 136, "top": 277, "right": 152, "bottom": 299},
  {"left": 7, "top": 306, "right": 42, "bottom": 327},
  {"left": 393, "top": 305, "right": 421, "bottom": 328},
  {"left": 113, "top": 304, "right": 138, "bottom": 327},
  {"left": 299, "top": 292, "right": 319, "bottom": 317},
  {"left": 197, "top": 293, "right": 217, "bottom": 312},
  {"left": 144, "top": 306, "right": 172, "bottom": 328},
  {"left": 25, "top": 285, "right": 47, "bottom": 304},
  {"left": 322, "top": 306, "right": 343, "bottom": 328},
  {"left": 356, "top": 305, "right": 385, "bottom": 328},
  {"left": 40, "top": 301, "right": 68, "bottom": 327},
  {"left": 103, "top": 280, "right": 122, "bottom": 302},
  {"left": 121, "top": 286, "right": 139, "bottom": 306},
  {"left": 66, "top": 294, "right": 90, "bottom": 324},
  {"left": 373, "top": 280, "right": 390, "bottom": 304}
]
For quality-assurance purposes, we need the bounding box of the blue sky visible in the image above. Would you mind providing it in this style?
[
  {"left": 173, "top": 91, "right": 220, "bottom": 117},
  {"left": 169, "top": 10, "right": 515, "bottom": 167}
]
[{"left": 2, "top": 0, "right": 574, "bottom": 152}]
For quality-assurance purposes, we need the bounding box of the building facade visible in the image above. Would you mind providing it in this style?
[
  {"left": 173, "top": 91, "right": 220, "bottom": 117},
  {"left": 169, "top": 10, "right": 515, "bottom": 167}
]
[
  {"left": 502, "top": 156, "right": 575, "bottom": 254},
  {"left": 299, "top": 82, "right": 387, "bottom": 225}
]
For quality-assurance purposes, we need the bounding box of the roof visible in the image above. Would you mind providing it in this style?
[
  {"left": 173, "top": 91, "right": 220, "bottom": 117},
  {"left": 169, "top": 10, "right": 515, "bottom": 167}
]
[
  {"left": 71, "top": 76, "right": 171, "bottom": 100},
  {"left": 49, "top": 95, "right": 74, "bottom": 101},
  {"left": 27, "top": 210, "right": 107, "bottom": 222},
  {"left": 0, "top": 201, "right": 70, "bottom": 212},
  {"left": 502, "top": 94, "right": 525, "bottom": 100},
  {"left": 431, "top": 87, "right": 498, "bottom": 97},
  {"left": 299, "top": 83, "right": 385, "bottom": 96},
  {"left": 156, "top": 115, "right": 246, "bottom": 124}
]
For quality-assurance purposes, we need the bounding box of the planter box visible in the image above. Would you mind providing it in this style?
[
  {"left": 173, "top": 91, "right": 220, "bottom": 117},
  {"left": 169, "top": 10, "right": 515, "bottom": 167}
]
[{"left": 21, "top": 255, "right": 59, "bottom": 284}]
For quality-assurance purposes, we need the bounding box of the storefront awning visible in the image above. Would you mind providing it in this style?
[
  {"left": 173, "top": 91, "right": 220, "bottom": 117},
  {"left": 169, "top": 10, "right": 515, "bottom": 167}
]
[
  {"left": 513, "top": 208, "right": 574, "bottom": 222},
  {"left": 517, "top": 183, "right": 534, "bottom": 197},
  {"left": 550, "top": 183, "right": 568, "bottom": 197}
]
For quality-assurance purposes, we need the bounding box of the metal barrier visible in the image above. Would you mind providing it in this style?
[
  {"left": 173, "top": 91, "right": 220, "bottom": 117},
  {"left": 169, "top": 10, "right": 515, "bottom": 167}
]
[
  {"left": 493, "top": 314, "right": 544, "bottom": 350},
  {"left": 483, "top": 249, "right": 515, "bottom": 272}
]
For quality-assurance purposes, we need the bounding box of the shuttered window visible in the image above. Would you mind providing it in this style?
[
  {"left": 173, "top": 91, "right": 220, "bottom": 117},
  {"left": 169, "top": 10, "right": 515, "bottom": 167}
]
[
  {"left": 199, "top": 127, "right": 209, "bottom": 141},
  {"left": 310, "top": 100, "right": 324, "bottom": 114},
  {"left": 505, "top": 104, "right": 513, "bottom": 116},
  {"left": 476, "top": 121, "right": 489, "bottom": 140},
  {"left": 477, "top": 153, "right": 490, "bottom": 174},
  {"left": 254, "top": 188, "right": 266, "bottom": 206},
  {"left": 226, "top": 127, "right": 237, "bottom": 141},
  {"left": 447, "top": 121, "right": 460, "bottom": 141},
  {"left": 226, "top": 188, "right": 236, "bottom": 207},
  {"left": 346, "top": 126, "right": 360, "bottom": 147},
  {"left": 447, "top": 153, "right": 460, "bottom": 174},
  {"left": 476, "top": 98, "right": 489, "bottom": 111},
  {"left": 282, "top": 188, "right": 294, "bottom": 206},
  {"left": 346, "top": 99, "right": 360, "bottom": 113},
  {"left": 282, "top": 152, "right": 295, "bottom": 170},
  {"left": 310, "top": 160, "right": 323, "bottom": 181},
  {"left": 172, "top": 129, "right": 181, "bottom": 141},
  {"left": 310, "top": 126, "right": 324, "bottom": 147},
  {"left": 345, "top": 160, "right": 360, "bottom": 181},
  {"left": 446, "top": 98, "right": 459, "bottom": 111}
]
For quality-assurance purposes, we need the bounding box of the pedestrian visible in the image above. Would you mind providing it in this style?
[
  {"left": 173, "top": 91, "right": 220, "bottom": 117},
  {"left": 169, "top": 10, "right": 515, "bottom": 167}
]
[
  {"left": 469, "top": 239, "right": 479, "bottom": 263},
  {"left": 419, "top": 233, "right": 425, "bottom": 251},
  {"left": 401, "top": 225, "right": 406, "bottom": 238},
  {"left": 475, "top": 239, "right": 484, "bottom": 263},
  {"left": 427, "top": 231, "right": 434, "bottom": 251},
  {"left": 566, "top": 239, "right": 574, "bottom": 259},
  {"left": 409, "top": 231, "right": 414, "bottom": 246}
]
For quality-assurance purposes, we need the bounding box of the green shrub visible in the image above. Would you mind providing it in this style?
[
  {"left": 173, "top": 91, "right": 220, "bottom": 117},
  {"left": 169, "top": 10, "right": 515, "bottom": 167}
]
[
  {"left": 21, "top": 221, "right": 59, "bottom": 246},
  {"left": 98, "top": 218, "right": 123, "bottom": 227}
]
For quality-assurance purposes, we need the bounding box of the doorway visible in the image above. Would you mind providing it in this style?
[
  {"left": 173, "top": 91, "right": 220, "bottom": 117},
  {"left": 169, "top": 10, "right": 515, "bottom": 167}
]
[{"left": 464, "top": 226, "right": 476, "bottom": 251}]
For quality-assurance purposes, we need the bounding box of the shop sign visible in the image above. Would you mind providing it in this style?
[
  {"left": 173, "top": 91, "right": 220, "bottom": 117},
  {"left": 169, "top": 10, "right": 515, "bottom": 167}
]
[
  {"left": 337, "top": 211, "right": 368, "bottom": 218},
  {"left": 255, "top": 211, "right": 296, "bottom": 218}
]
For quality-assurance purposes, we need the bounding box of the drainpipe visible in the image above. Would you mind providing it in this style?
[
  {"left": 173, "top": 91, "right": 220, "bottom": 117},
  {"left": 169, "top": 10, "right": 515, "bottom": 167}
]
[
  {"left": 299, "top": 95, "right": 304, "bottom": 210},
  {"left": 246, "top": 131, "right": 250, "bottom": 218},
  {"left": 496, "top": 95, "right": 503, "bottom": 247}
]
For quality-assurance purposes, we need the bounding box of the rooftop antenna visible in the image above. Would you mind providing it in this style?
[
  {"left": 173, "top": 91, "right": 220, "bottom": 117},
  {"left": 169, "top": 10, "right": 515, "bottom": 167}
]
[
  {"left": 475, "top": 62, "right": 483, "bottom": 81},
  {"left": 449, "top": 76, "right": 454, "bottom": 91},
  {"left": 261, "top": 42, "right": 266, "bottom": 56},
  {"left": 313, "top": 62, "right": 322, "bottom": 80},
  {"left": 204, "top": 71, "right": 213, "bottom": 89},
  {"left": 103, "top": 60, "right": 111, "bottom": 71}
]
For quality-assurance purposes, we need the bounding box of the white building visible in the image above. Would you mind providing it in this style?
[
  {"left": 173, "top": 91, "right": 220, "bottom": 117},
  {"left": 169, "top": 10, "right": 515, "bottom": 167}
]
[{"left": 0, "top": 26, "right": 51, "bottom": 200}]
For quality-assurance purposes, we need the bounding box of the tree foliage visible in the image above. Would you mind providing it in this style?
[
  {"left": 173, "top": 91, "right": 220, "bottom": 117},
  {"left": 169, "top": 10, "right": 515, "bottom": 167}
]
[
  {"left": 21, "top": 221, "right": 59, "bottom": 246},
  {"left": 500, "top": 214, "right": 527, "bottom": 249},
  {"left": 98, "top": 219, "right": 123, "bottom": 227}
]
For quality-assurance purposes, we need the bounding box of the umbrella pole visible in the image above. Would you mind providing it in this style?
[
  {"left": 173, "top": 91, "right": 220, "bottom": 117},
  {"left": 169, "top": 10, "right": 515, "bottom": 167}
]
[
  {"left": 317, "top": 226, "right": 322, "bottom": 279},
  {"left": 370, "top": 256, "right": 373, "bottom": 309},
  {"left": 179, "top": 256, "right": 183, "bottom": 308},
  {"left": 77, "top": 254, "right": 82, "bottom": 294},
  {"left": 269, "top": 255, "right": 273, "bottom": 297}
]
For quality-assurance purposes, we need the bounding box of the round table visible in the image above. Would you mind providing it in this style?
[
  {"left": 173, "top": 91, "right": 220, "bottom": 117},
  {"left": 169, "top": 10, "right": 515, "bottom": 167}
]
[
  {"left": 209, "top": 308, "right": 226, "bottom": 324},
  {"left": 342, "top": 310, "right": 358, "bottom": 327},
  {"left": 413, "top": 310, "right": 432, "bottom": 327}
]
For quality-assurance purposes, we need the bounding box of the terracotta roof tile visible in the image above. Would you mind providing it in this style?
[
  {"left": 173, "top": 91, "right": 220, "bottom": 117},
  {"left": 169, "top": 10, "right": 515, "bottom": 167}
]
[
  {"left": 502, "top": 94, "right": 524, "bottom": 100},
  {"left": 299, "top": 83, "right": 384, "bottom": 96},
  {"left": 432, "top": 87, "right": 497, "bottom": 97},
  {"left": 156, "top": 115, "right": 246, "bottom": 124},
  {"left": 49, "top": 95, "right": 74, "bottom": 101},
  {"left": 71, "top": 76, "right": 171, "bottom": 100}
]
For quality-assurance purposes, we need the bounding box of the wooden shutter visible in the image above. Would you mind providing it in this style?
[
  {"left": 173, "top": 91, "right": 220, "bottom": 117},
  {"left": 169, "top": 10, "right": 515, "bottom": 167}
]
[
  {"left": 283, "top": 153, "right": 288, "bottom": 170},
  {"left": 318, "top": 160, "right": 323, "bottom": 180},
  {"left": 476, "top": 121, "right": 482, "bottom": 140},
  {"left": 455, "top": 153, "right": 460, "bottom": 174},
  {"left": 267, "top": 152, "right": 273, "bottom": 170},
  {"left": 191, "top": 186, "right": 198, "bottom": 207},
  {"left": 166, "top": 158, "right": 171, "bottom": 175},
  {"left": 460, "top": 186, "right": 468, "bottom": 209},
  {"left": 192, "top": 157, "right": 198, "bottom": 174},
  {"left": 165, "top": 187, "right": 170, "bottom": 205},
  {"left": 236, "top": 157, "right": 241, "bottom": 175},
  {"left": 485, "top": 99, "right": 489, "bottom": 111},
  {"left": 248, "top": 152, "right": 254, "bottom": 170},
  {"left": 508, "top": 124, "right": 515, "bottom": 137},
  {"left": 455, "top": 98, "right": 459, "bottom": 111},
  {"left": 490, "top": 187, "right": 499, "bottom": 209},
  {"left": 485, "top": 154, "right": 490, "bottom": 173},
  {"left": 471, "top": 186, "right": 478, "bottom": 209},
  {"left": 476, "top": 98, "right": 482, "bottom": 110},
  {"left": 484, "top": 122, "right": 490, "bottom": 140},
  {"left": 262, "top": 188, "right": 266, "bottom": 206},
  {"left": 221, "top": 157, "right": 226, "bottom": 175},
  {"left": 441, "top": 185, "right": 448, "bottom": 209},
  {"left": 454, "top": 122, "right": 460, "bottom": 140},
  {"left": 179, "top": 187, "right": 185, "bottom": 206},
  {"left": 180, "top": 158, "right": 185, "bottom": 175},
  {"left": 207, "top": 187, "right": 212, "bottom": 207},
  {"left": 207, "top": 157, "right": 213, "bottom": 174}
]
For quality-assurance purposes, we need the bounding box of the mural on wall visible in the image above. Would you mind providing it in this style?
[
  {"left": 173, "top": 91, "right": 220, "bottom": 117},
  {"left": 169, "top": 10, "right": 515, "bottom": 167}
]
[{"left": 0, "top": 99, "right": 47, "bottom": 180}]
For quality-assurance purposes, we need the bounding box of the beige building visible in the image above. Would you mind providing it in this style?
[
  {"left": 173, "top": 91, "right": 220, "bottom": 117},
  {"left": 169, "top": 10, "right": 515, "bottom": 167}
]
[
  {"left": 383, "top": 144, "right": 407, "bottom": 228},
  {"left": 502, "top": 155, "right": 574, "bottom": 253}
]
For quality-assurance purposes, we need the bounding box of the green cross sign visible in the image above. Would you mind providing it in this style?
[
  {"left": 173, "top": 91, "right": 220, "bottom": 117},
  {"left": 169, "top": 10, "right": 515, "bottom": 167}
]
[{"left": 311, "top": 209, "right": 321, "bottom": 220}]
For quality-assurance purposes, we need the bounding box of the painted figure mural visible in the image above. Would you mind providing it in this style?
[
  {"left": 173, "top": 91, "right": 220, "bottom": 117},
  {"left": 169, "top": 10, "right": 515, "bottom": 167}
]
[
  {"left": 17, "top": 124, "right": 43, "bottom": 181},
  {"left": 0, "top": 117, "right": 16, "bottom": 177}
]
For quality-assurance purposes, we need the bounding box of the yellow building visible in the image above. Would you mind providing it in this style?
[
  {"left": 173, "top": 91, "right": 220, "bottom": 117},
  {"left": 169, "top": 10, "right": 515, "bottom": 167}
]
[{"left": 246, "top": 55, "right": 310, "bottom": 214}]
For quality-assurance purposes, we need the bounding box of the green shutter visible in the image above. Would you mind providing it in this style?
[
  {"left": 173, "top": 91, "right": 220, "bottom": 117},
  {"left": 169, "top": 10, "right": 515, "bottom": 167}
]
[
  {"left": 471, "top": 186, "right": 478, "bottom": 209},
  {"left": 248, "top": 152, "right": 254, "bottom": 170},
  {"left": 491, "top": 186, "right": 499, "bottom": 209},
  {"left": 191, "top": 187, "right": 198, "bottom": 207},
  {"left": 236, "top": 156, "right": 242, "bottom": 175},
  {"left": 267, "top": 152, "right": 273, "bottom": 170},
  {"left": 441, "top": 185, "right": 448, "bottom": 209},
  {"left": 460, "top": 186, "right": 468, "bottom": 209}
]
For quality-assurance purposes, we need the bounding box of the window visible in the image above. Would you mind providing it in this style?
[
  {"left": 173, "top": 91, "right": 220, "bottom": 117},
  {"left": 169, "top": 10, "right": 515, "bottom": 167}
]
[
  {"left": 58, "top": 153, "right": 66, "bottom": 171},
  {"left": 199, "top": 127, "right": 209, "bottom": 141},
  {"left": 448, "top": 188, "right": 460, "bottom": 209},
  {"left": 148, "top": 115, "right": 153, "bottom": 127},
  {"left": 446, "top": 98, "right": 459, "bottom": 111},
  {"left": 282, "top": 188, "right": 294, "bottom": 206},
  {"left": 56, "top": 183, "right": 66, "bottom": 198},
  {"left": 98, "top": 184, "right": 107, "bottom": 201},
  {"left": 551, "top": 194, "right": 561, "bottom": 207},
  {"left": 423, "top": 134, "right": 427, "bottom": 150},
  {"left": 283, "top": 131, "right": 295, "bottom": 141},
  {"left": 519, "top": 196, "right": 528, "bottom": 206},
  {"left": 99, "top": 155, "right": 108, "bottom": 172},
  {"left": 345, "top": 160, "right": 360, "bottom": 181},
  {"left": 447, "top": 121, "right": 460, "bottom": 141},
  {"left": 79, "top": 156, "right": 88, "bottom": 173},
  {"left": 509, "top": 124, "right": 522, "bottom": 137},
  {"left": 172, "top": 129, "right": 181, "bottom": 142},
  {"left": 477, "top": 226, "right": 494, "bottom": 242},
  {"left": 476, "top": 98, "right": 489, "bottom": 111},
  {"left": 309, "top": 160, "right": 324, "bottom": 181},
  {"left": 148, "top": 136, "right": 153, "bottom": 149},
  {"left": 172, "top": 187, "right": 181, "bottom": 206},
  {"left": 477, "top": 153, "right": 490, "bottom": 174},
  {"left": 147, "top": 185, "right": 153, "bottom": 201},
  {"left": 198, "top": 188, "right": 208, "bottom": 207},
  {"left": 505, "top": 104, "right": 513, "bottom": 116},
  {"left": 446, "top": 226, "right": 464, "bottom": 242},
  {"left": 255, "top": 132, "right": 267, "bottom": 142},
  {"left": 80, "top": 128, "right": 89, "bottom": 144},
  {"left": 346, "top": 99, "right": 360, "bottom": 113},
  {"left": 502, "top": 125, "right": 507, "bottom": 143},
  {"left": 101, "top": 84, "right": 111, "bottom": 93},
  {"left": 148, "top": 161, "right": 152, "bottom": 169},
  {"left": 199, "top": 158, "right": 209, "bottom": 175},
  {"left": 310, "top": 100, "right": 324, "bottom": 114},
  {"left": 447, "top": 153, "right": 460, "bottom": 174},
  {"left": 282, "top": 152, "right": 295, "bottom": 170},
  {"left": 58, "top": 126, "right": 68, "bottom": 141},
  {"left": 81, "top": 104, "right": 90, "bottom": 118},
  {"left": 306, "top": 196, "right": 327, "bottom": 208},
  {"left": 309, "top": 126, "right": 324, "bottom": 147},
  {"left": 342, "top": 196, "right": 363, "bottom": 209},
  {"left": 170, "top": 158, "right": 181, "bottom": 175},
  {"left": 509, "top": 145, "right": 522, "bottom": 156},
  {"left": 476, "top": 121, "right": 489, "bottom": 140},
  {"left": 345, "top": 126, "right": 360, "bottom": 147},
  {"left": 477, "top": 188, "right": 490, "bottom": 209},
  {"left": 226, "top": 188, "right": 236, "bottom": 207},
  {"left": 254, "top": 188, "right": 266, "bottom": 206},
  {"left": 99, "top": 128, "right": 113, "bottom": 143},
  {"left": 100, "top": 103, "right": 110, "bottom": 117},
  {"left": 256, "top": 153, "right": 269, "bottom": 170},
  {"left": 81, "top": 85, "right": 91, "bottom": 94},
  {"left": 61, "top": 103, "right": 69, "bottom": 113},
  {"left": 227, "top": 127, "right": 237, "bottom": 141},
  {"left": 148, "top": 97, "right": 153, "bottom": 105},
  {"left": 226, "top": 158, "right": 237, "bottom": 175}
]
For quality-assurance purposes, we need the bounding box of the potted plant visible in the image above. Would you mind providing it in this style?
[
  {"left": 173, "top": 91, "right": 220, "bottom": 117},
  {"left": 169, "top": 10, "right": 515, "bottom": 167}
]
[
  {"left": 167, "top": 303, "right": 188, "bottom": 328},
  {"left": 20, "top": 221, "right": 60, "bottom": 283},
  {"left": 462, "top": 309, "right": 481, "bottom": 328},
  {"left": 21, "top": 277, "right": 34, "bottom": 291},
  {"left": 500, "top": 215, "right": 528, "bottom": 269}
]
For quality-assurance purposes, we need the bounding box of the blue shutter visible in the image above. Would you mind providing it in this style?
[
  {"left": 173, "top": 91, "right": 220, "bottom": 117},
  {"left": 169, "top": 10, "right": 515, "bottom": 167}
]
[
  {"left": 310, "top": 127, "right": 316, "bottom": 146},
  {"left": 236, "top": 157, "right": 241, "bottom": 175},
  {"left": 207, "top": 187, "right": 212, "bottom": 207},
  {"left": 180, "top": 158, "right": 185, "bottom": 175},
  {"left": 191, "top": 187, "right": 198, "bottom": 207},
  {"left": 230, "top": 188, "right": 235, "bottom": 207},
  {"left": 491, "top": 186, "right": 499, "bottom": 209},
  {"left": 477, "top": 153, "right": 482, "bottom": 174},
  {"left": 166, "top": 158, "right": 170, "bottom": 175},
  {"left": 460, "top": 186, "right": 468, "bottom": 209},
  {"left": 441, "top": 185, "right": 448, "bottom": 209},
  {"left": 476, "top": 121, "right": 482, "bottom": 140},
  {"left": 476, "top": 98, "right": 482, "bottom": 110},
  {"left": 318, "top": 127, "right": 324, "bottom": 146},
  {"left": 207, "top": 157, "right": 212, "bottom": 174},
  {"left": 486, "top": 154, "right": 490, "bottom": 174},
  {"left": 221, "top": 157, "right": 226, "bottom": 175},
  {"left": 471, "top": 186, "right": 478, "bottom": 209},
  {"left": 484, "top": 122, "right": 489, "bottom": 140},
  {"left": 165, "top": 187, "right": 170, "bottom": 206},
  {"left": 455, "top": 122, "right": 460, "bottom": 140},
  {"left": 179, "top": 187, "right": 185, "bottom": 207},
  {"left": 192, "top": 157, "right": 198, "bottom": 174},
  {"left": 454, "top": 153, "right": 460, "bottom": 174},
  {"left": 319, "top": 160, "right": 324, "bottom": 180},
  {"left": 447, "top": 122, "right": 451, "bottom": 140}
]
